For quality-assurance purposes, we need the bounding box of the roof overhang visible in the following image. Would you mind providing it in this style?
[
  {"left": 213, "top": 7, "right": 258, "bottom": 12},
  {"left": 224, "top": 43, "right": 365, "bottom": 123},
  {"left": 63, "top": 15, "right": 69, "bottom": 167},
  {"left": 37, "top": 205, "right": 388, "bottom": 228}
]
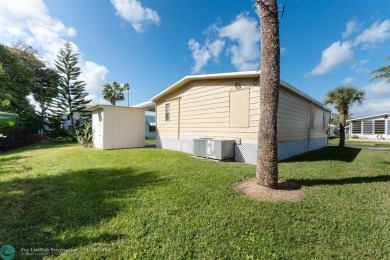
[
  {"left": 347, "top": 113, "right": 390, "bottom": 121},
  {"left": 86, "top": 104, "right": 146, "bottom": 112},
  {"left": 151, "top": 71, "right": 330, "bottom": 112},
  {"left": 133, "top": 101, "right": 155, "bottom": 111}
]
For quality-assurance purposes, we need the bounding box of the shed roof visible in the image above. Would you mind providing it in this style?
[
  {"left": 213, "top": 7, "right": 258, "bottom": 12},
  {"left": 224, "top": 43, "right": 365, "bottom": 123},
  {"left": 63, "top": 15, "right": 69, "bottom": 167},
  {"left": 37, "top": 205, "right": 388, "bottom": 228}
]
[
  {"left": 86, "top": 104, "right": 146, "bottom": 112},
  {"left": 150, "top": 71, "right": 330, "bottom": 111}
]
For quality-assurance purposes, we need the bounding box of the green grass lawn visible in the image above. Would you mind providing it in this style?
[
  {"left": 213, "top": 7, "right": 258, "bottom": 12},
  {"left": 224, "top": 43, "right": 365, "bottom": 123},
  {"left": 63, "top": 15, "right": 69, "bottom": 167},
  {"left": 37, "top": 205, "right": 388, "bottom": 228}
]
[
  {"left": 1, "top": 141, "right": 389, "bottom": 259},
  {"left": 329, "top": 137, "right": 390, "bottom": 147},
  {"left": 145, "top": 138, "right": 156, "bottom": 145}
]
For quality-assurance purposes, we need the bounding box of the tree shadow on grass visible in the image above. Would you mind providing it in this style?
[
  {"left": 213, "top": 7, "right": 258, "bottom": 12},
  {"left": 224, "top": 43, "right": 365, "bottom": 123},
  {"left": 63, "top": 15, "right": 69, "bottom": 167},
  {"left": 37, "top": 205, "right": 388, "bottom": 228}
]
[
  {"left": 0, "top": 167, "right": 168, "bottom": 251},
  {"left": 281, "top": 146, "right": 361, "bottom": 163},
  {"left": 291, "top": 175, "right": 390, "bottom": 187},
  {"left": 1, "top": 140, "right": 75, "bottom": 154},
  {"left": 0, "top": 155, "right": 28, "bottom": 165},
  {"left": 0, "top": 155, "right": 30, "bottom": 175}
]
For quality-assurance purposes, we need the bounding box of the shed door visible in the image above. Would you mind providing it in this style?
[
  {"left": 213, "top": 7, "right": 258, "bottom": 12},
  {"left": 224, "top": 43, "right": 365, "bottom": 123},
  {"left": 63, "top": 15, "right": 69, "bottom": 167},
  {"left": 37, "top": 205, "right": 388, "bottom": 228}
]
[{"left": 92, "top": 111, "right": 104, "bottom": 149}]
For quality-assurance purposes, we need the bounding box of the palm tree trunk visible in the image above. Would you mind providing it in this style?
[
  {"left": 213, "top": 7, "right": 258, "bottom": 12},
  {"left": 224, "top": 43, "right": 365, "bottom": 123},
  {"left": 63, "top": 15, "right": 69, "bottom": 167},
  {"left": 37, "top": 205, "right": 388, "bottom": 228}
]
[
  {"left": 256, "top": 0, "right": 280, "bottom": 189},
  {"left": 339, "top": 113, "right": 345, "bottom": 147}
]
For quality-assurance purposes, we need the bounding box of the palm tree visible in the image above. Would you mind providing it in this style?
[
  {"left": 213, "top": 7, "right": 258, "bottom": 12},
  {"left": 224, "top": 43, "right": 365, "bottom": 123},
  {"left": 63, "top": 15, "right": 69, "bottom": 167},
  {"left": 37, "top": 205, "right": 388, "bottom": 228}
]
[
  {"left": 324, "top": 87, "right": 365, "bottom": 147},
  {"left": 102, "top": 81, "right": 126, "bottom": 106},
  {"left": 123, "top": 83, "right": 131, "bottom": 107},
  {"left": 256, "top": 0, "right": 280, "bottom": 189},
  {"left": 371, "top": 56, "right": 390, "bottom": 83}
]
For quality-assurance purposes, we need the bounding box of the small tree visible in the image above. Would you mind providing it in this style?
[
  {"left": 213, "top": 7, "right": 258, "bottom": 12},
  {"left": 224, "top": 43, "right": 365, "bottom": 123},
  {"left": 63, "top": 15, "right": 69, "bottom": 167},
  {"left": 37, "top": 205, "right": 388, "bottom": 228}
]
[
  {"left": 53, "top": 42, "right": 91, "bottom": 137},
  {"left": 102, "top": 81, "right": 128, "bottom": 106},
  {"left": 33, "top": 68, "right": 59, "bottom": 132},
  {"left": 74, "top": 119, "right": 92, "bottom": 147},
  {"left": 324, "top": 86, "right": 365, "bottom": 147}
]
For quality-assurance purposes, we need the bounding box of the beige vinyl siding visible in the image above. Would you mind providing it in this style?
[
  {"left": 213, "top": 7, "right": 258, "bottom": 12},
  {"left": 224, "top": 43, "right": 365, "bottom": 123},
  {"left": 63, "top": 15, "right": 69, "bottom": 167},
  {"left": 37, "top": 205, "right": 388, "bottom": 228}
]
[
  {"left": 310, "top": 104, "right": 329, "bottom": 138},
  {"left": 156, "top": 99, "right": 179, "bottom": 136},
  {"left": 156, "top": 78, "right": 256, "bottom": 140},
  {"left": 156, "top": 77, "right": 329, "bottom": 142},
  {"left": 277, "top": 89, "right": 311, "bottom": 141}
]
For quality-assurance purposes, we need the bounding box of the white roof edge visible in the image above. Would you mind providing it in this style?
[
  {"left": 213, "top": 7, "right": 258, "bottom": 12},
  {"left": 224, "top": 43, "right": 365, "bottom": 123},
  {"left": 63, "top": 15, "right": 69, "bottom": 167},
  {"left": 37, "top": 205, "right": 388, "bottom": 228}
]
[
  {"left": 151, "top": 70, "right": 330, "bottom": 112},
  {"left": 133, "top": 100, "right": 155, "bottom": 109},
  {"left": 347, "top": 113, "right": 390, "bottom": 121},
  {"left": 86, "top": 104, "right": 146, "bottom": 111}
]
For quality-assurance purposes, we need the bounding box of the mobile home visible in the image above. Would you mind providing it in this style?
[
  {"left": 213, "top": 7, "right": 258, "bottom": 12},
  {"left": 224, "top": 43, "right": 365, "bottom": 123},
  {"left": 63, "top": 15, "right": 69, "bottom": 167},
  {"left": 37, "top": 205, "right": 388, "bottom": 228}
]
[
  {"left": 151, "top": 71, "right": 331, "bottom": 164},
  {"left": 348, "top": 113, "right": 390, "bottom": 140}
]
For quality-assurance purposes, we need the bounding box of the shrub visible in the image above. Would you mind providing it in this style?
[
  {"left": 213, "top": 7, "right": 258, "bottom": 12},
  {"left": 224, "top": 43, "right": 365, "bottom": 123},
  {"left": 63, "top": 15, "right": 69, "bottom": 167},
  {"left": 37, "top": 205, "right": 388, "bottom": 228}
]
[{"left": 74, "top": 120, "right": 92, "bottom": 147}]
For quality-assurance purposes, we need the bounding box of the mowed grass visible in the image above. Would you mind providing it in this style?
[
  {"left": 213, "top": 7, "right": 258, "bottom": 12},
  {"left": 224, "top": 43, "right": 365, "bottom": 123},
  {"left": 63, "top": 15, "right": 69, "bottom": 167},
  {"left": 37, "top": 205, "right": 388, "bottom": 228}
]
[
  {"left": 329, "top": 137, "right": 390, "bottom": 147},
  {"left": 0, "top": 141, "right": 389, "bottom": 259}
]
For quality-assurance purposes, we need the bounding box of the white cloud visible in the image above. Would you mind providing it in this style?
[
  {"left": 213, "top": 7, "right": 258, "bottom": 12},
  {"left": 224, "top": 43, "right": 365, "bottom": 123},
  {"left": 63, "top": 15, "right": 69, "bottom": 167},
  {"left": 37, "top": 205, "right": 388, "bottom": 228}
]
[
  {"left": 0, "top": 0, "right": 73, "bottom": 62},
  {"left": 341, "top": 77, "right": 355, "bottom": 85},
  {"left": 219, "top": 13, "right": 259, "bottom": 71},
  {"left": 311, "top": 19, "right": 390, "bottom": 76},
  {"left": 188, "top": 13, "right": 259, "bottom": 73},
  {"left": 351, "top": 80, "right": 390, "bottom": 118},
  {"left": 207, "top": 39, "right": 225, "bottom": 61},
  {"left": 310, "top": 41, "right": 354, "bottom": 75},
  {"left": 110, "top": 0, "right": 160, "bottom": 33},
  {"left": 0, "top": 0, "right": 109, "bottom": 99},
  {"left": 79, "top": 61, "right": 109, "bottom": 92},
  {"left": 342, "top": 19, "right": 360, "bottom": 38},
  {"left": 353, "top": 20, "right": 390, "bottom": 49},
  {"left": 351, "top": 59, "right": 370, "bottom": 74},
  {"left": 188, "top": 38, "right": 225, "bottom": 74}
]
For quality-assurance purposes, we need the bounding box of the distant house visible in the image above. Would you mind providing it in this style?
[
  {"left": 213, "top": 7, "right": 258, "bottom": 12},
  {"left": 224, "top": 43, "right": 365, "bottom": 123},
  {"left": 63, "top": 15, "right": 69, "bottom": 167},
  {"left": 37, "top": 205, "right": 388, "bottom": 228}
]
[
  {"left": 329, "top": 124, "right": 339, "bottom": 137},
  {"left": 134, "top": 101, "right": 156, "bottom": 139},
  {"left": 348, "top": 113, "right": 390, "bottom": 140},
  {"left": 145, "top": 111, "right": 156, "bottom": 139},
  {"left": 151, "top": 71, "right": 331, "bottom": 164}
]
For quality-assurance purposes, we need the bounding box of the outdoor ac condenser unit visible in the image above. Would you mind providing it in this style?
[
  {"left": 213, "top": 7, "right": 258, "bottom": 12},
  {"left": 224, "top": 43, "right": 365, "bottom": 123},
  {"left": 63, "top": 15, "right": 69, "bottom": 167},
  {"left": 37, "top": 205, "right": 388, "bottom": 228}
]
[{"left": 193, "top": 138, "right": 235, "bottom": 160}]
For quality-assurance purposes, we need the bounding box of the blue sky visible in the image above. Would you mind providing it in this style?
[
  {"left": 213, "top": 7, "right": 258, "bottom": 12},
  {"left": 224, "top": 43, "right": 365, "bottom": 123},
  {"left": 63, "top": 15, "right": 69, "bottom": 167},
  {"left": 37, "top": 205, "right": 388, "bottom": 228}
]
[{"left": 0, "top": 0, "right": 389, "bottom": 118}]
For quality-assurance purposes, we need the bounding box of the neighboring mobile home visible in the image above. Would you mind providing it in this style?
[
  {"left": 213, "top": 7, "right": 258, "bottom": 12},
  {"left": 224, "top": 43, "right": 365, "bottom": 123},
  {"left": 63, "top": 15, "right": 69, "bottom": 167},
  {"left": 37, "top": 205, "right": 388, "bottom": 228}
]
[
  {"left": 88, "top": 105, "right": 145, "bottom": 149},
  {"left": 348, "top": 113, "right": 390, "bottom": 140},
  {"left": 151, "top": 71, "right": 331, "bottom": 164},
  {"left": 145, "top": 111, "right": 156, "bottom": 139},
  {"left": 133, "top": 101, "right": 156, "bottom": 139}
]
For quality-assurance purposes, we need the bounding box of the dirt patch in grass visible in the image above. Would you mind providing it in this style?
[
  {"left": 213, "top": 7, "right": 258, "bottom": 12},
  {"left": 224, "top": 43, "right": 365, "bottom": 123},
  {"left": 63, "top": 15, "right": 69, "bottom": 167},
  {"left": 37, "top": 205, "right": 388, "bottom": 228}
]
[{"left": 235, "top": 177, "right": 303, "bottom": 202}]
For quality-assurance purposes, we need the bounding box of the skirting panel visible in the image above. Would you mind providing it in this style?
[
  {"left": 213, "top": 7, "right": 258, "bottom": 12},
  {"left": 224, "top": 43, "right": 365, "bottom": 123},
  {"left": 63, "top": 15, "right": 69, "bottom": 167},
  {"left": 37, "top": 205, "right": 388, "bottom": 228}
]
[
  {"left": 158, "top": 135, "right": 328, "bottom": 164},
  {"left": 156, "top": 135, "right": 178, "bottom": 151},
  {"left": 234, "top": 140, "right": 258, "bottom": 164}
]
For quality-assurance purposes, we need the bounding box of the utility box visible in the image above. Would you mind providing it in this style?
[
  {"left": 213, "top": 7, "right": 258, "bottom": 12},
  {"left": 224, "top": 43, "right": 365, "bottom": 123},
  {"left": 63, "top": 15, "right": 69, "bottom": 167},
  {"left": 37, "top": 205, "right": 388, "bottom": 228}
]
[{"left": 193, "top": 138, "right": 235, "bottom": 160}]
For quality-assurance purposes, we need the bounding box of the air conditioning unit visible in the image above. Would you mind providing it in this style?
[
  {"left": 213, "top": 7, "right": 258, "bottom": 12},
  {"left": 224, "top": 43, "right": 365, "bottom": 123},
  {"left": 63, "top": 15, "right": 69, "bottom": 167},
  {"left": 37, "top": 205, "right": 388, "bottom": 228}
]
[{"left": 193, "top": 138, "right": 235, "bottom": 160}]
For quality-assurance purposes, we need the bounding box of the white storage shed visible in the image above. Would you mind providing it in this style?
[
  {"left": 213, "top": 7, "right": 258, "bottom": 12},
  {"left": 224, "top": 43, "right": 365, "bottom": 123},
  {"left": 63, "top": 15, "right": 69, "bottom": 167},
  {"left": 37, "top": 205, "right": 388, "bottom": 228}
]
[{"left": 88, "top": 105, "right": 146, "bottom": 149}]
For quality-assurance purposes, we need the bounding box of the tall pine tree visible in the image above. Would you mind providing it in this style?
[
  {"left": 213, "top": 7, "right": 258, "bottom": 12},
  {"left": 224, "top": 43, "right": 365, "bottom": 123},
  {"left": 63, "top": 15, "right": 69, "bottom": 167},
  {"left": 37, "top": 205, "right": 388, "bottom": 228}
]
[{"left": 53, "top": 42, "right": 90, "bottom": 136}]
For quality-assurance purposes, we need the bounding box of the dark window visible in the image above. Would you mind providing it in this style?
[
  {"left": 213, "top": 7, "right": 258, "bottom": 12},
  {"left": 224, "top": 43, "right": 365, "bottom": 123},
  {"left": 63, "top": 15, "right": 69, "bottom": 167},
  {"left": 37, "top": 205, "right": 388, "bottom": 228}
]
[
  {"left": 374, "top": 120, "right": 385, "bottom": 134},
  {"left": 149, "top": 124, "right": 155, "bottom": 132},
  {"left": 165, "top": 103, "right": 170, "bottom": 122},
  {"left": 352, "top": 121, "right": 362, "bottom": 134}
]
